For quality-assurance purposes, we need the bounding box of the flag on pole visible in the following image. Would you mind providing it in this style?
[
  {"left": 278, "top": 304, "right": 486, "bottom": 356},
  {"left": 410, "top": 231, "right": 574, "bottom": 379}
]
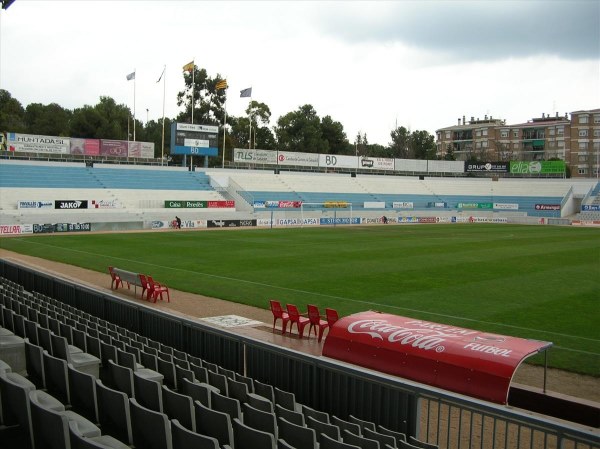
[
  {"left": 183, "top": 61, "right": 194, "bottom": 72},
  {"left": 240, "top": 87, "right": 252, "bottom": 98},
  {"left": 126, "top": 71, "right": 135, "bottom": 81},
  {"left": 215, "top": 79, "right": 228, "bottom": 90},
  {"left": 156, "top": 66, "right": 165, "bottom": 83}
]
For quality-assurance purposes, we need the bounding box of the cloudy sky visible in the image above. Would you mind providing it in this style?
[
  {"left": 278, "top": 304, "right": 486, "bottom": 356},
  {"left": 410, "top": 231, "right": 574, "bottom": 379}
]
[{"left": 1, "top": 0, "right": 598, "bottom": 145}]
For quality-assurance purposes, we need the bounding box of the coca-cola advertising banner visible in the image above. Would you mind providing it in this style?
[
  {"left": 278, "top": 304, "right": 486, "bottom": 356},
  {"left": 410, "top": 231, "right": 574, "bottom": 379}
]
[{"left": 322, "top": 311, "right": 552, "bottom": 404}]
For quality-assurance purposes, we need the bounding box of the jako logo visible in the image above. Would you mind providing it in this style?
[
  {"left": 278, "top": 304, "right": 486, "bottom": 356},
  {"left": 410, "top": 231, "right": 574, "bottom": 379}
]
[{"left": 60, "top": 201, "right": 82, "bottom": 209}]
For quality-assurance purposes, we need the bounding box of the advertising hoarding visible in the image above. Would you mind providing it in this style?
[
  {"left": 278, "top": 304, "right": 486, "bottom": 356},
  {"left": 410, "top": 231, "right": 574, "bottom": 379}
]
[
  {"left": 7, "top": 133, "right": 70, "bottom": 154},
  {"left": 277, "top": 151, "right": 319, "bottom": 167},
  {"left": 100, "top": 140, "right": 128, "bottom": 157},
  {"left": 233, "top": 148, "right": 278, "bottom": 164},
  {"left": 510, "top": 161, "right": 565, "bottom": 174},
  {"left": 70, "top": 138, "right": 100, "bottom": 155},
  {"left": 319, "top": 154, "right": 357, "bottom": 169}
]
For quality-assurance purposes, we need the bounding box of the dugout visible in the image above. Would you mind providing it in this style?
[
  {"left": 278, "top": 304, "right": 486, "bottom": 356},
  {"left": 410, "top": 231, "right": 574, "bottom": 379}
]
[{"left": 322, "top": 311, "right": 552, "bottom": 405}]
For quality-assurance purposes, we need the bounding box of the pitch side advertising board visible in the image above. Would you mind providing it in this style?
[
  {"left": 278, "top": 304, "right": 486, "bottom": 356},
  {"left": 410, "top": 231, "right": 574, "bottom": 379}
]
[
  {"left": 277, "top": 151, "right": 319, "bottom": 167},
  {"left": 171, "top": 123, "right": 219, "bottom": 156},
  {"left": 465, "top": 162, "right": 509, "bottom": 173},
  {"left": 233, "top": 148, "right": 278, "bottom": 164},
  {"left": 7, "top": 133, "right": 69, "bottom": 154}
]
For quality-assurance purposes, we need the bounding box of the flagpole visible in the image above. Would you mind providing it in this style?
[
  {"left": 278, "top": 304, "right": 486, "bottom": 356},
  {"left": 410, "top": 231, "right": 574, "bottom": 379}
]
[
  {"left": 133, "top": 69, "right": 136, "bottom": 142},
  {"left": 248, "top": 95, "right": 252, "bottom": 150},
  {"left": 191, "top": 60, "right": 194, "bottom": 125},
  {"left": 222, "top": 96, "right": 227, "bottom": 168},
  {"left": 161, "top": 65, "right": 166, "bottom": 166}
]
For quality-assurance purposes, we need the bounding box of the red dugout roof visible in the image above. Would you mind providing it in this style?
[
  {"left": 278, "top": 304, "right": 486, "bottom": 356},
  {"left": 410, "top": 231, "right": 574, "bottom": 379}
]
[{"left": 322, "top": 311, "right": 552, "bottom": 404}]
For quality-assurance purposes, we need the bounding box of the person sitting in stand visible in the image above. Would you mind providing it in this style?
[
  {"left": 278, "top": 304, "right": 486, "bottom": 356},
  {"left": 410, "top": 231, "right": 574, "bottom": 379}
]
[
  {"left": 382, "top": 215, "right": 388, "bottom": 224},
  {"left": 175, "top": 216, "right": 182, "bottom": 229}
]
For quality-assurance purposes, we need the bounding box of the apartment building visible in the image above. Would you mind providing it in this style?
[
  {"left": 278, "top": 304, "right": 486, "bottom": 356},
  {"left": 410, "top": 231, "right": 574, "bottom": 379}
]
[{"left": 435, "top": 108, "right": 599, "bottom": 178}]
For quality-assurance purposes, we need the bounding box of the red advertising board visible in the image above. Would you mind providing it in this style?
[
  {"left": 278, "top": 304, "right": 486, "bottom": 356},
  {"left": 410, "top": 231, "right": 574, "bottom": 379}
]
[
  {"left": 207, "top": 200, "right": 235, "bottom": 208},
  {"left": 322, "top": 311, "right": 552, "bottom": 404},
  {"left": 70, "top": 138, "right": 100, "bottom": 155}
]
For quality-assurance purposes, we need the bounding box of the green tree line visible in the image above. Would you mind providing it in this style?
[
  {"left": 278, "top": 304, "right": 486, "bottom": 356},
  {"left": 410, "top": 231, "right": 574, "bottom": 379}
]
[{"left": 1, "top": 64, "right": 446, "bottom": 164}]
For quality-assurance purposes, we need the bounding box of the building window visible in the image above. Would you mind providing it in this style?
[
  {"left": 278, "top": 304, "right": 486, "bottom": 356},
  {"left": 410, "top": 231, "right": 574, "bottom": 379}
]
[
  {"left": 594, "top": 115, "right": 600, "bottom": 124},
  {"left": 557, "top": 127, "right": 564, "bottom": 136},
  {"left": 579, "top": 142, "right": 589, "bottom": 150},
  {"left": 578, "top": 155, "right": 588, "bottom": 162},
  {"left": 579, "top": 129, "right": 588, "bottom": 137},
  {"left": 513, "top": 130, "right": 519, "bottom": 138},
  {"left": 558, "top": 141, "right": 565, "bottom": 148},
  {"left": 548, "top": 128, "right": 555, "bottom": 136},
  {"left": 500, "top": 130, "right": 508, "bottom": 138},
  {"left": 476, "top": 130, "right": 481, "bottom": 137},
  {"left": 482, "top": 129, "right": 488, "bottom": 136},
  {"left": 578, "top": 168, "right": 588, "bottom": 175},
  {"left": 594, "top": 142, "right": 600, "bottom": 151},
  {"left": 513, "top": 143, "right": 519, "bottom": 149},
  {"left": 579, "top": 115, "right": 589, "bottom": 124},
  {"left": 482, "top": 140, "right": 488, "bottom": 148},
  {"left": 445, "top": 131, "right": 451, "bottom": 139},
  {"left": 594, "top": 130, "right": 600, "bottom": 138}
]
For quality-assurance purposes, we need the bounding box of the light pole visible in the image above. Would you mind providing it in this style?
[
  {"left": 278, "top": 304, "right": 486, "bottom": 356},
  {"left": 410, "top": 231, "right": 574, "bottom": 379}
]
[{"left": 146, "top": 109, "right": 149, "bottom": 125}]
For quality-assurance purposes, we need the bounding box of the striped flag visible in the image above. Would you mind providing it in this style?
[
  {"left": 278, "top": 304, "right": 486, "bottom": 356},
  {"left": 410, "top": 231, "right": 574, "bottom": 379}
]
[
  {"left": 182, "top": 61, "right": 194, "bottom": 72},
  {"left": 215, "top": 79, "right": 228, "bottom": 90},
  {"left": 240, "top": 87, "right": 252, "bottom": 98},
  {"left": 126, "top": 71, "right": 135, "bottom": 81},
  {"left": 156, "top": 66, "right": 165, "bottom": 83}
]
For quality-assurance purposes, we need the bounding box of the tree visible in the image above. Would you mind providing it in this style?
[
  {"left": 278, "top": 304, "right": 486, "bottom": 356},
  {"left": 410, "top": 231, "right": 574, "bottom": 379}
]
[
  {"left": 70, "top": 96, "right": 131, "bottom": 139},
  {"left": 389, "top": 126, "right": 411, "bottom": 158},
  {"left": 25, "top": 103, "right": 71, "bottom": 136},
  {"left": 411, "top": 130, "right": 436, "bottom": 160},
  {"left": 0, "top": 89, "right": 26, "bottom": 133},
  {"left": 176, "top": 66, "right": 226, "bottom": 126},
  {"left": 320, "top": 116, "right": 349, "bottom": 154},
  {"left": 275, "top": 104, "right": 327, "bottom": 153},
  {"left": 444, "top": 144, "right": 456, "bottom": 161}
]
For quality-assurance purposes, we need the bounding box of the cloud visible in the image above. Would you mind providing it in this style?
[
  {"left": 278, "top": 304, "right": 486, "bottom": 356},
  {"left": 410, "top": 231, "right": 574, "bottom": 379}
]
[{"left": 315, "top": 1, "right": 600, "bottom": 61}]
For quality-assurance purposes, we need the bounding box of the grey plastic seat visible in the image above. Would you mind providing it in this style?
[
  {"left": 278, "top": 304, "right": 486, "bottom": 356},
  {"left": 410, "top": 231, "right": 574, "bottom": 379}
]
[
  {"left": 52, "top": 334, "right": 100, "bottom": 378},
  {"left": 234, "top": 371, "right": 254, "bottom": 392},
  {"left": 409, "top": 436, "right": 439, "bottom": 449},
  {"left": 307, "top": 414, "right": 341, "bottom": 443},
  {"left": 140, "top": 350, "right": 159, "bottom": 371},
  {"left": 108, "top": 360, "right": 134, "bottom": 398},
  {"left": 377, "top": 425, "right": 407, "bottom": 446},
  {"left": 171, "top": 418, "right": 220, "bottom": 449},
  {"left": 207, "top": 369, "right": 228, "bottom": 395},
  {"left": 0, "top": 371, "right": 36, "bottom": 447},
  {"left": 190, "top": 362, "right": 209, "bottom": 383},
  {"left": 233, "top": 416, "right": 277, "bottom": 449},
  {"left": 162, "top": 384, "right": 195, "bottom": 432},
  {"left": 210, "top": 389, "right": 242, "bottom": 421},
  {"left": 332, "top": 415, "right": 362, "bottom": 436},
  {"left": 133, "top": 371, "right": 163, "bottom": 412},
  {"left": 302, "top": 403, "right": 330, "bottom": 424},
  {"left": 278, "top": 416, "right": 318, "bottom": 449},
  {"left": 274, "top": 386, "right": 296, "bottom": 411},
  {"left": 175, "top": 363, "right": 195, "bottom": 390},
  {"left": 118, "top": 348, "right": 164, "bottom": 384},
  {"left": 24, "top": 339, "right": 46, "bottom": 389},
  {"left": 43, "top": 350, "right": 71, "bottom": 405},
  {"left": 68, "top": 420, "right": 130, "bottom": 449},
  {"left": 253, "top": 378, "right": 275, "bottom": 402},
  {"left": 95, "top": 379, "right": 133, "bottom": 446},
  {"left": 349, "top": 415, "right": 376, "bottom": 433},
  {"left": 243, "top": 401, "right": 278, "bottom": 437},
  {"left": 321, "top": 433, "right": 363, "bottom": 449},
  {"left": 29, "top": 389, "right": 101, "bottom": 449},
  {"left": 275, "top": 403, "right": 305, "bottom": 426},
  {"left": 278, "top": 439, "right": 297, "bottom": 449},
  {"left": 194, "top": 399, "right": 234, "bottom": 448},
  {"left": 182, "top": 377, "right": 218, "bottom": 408},
  {"left": 68, "top": 364, "right": 99, "bottom": 424},
  {"left": 343, "top": 429, "right": 381, "bottom": 449},
  {"left": 129, "top": 397, "right": 173, "bottom": 449},
  {"left": 364, "top": 427, "right": 398, "bottom": 448},
  {"left": 156, "top": 356, "right": 177, "bottom": 389},
  {"left": 248, "top": 391, "right": 275, "bottom": 412},
  {"left": 226, "top": 375, "right": 250, "bottom": 403}
]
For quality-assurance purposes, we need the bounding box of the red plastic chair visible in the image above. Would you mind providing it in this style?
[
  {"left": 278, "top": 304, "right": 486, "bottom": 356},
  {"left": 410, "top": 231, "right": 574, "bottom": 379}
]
[
  {"left": 269, "top": 300, "right": 290, "bottom": 335},
  {"left": 325, "top": 308, "right": 339, "bottom": 328},
  {"left": 139, "top": 274, "right": 151, "bottom": 299},
  {"left": 109, "top": 267, "right": 124, "bottom": 290},
  {"left": 286, "top": 304, "right": 310, "bottom": 339},
  {"left": 307, "top": 304, "right": 329, "bottom": 342},
  {"left": 147, "top": 276, "right": 170, "bottom": 303}
]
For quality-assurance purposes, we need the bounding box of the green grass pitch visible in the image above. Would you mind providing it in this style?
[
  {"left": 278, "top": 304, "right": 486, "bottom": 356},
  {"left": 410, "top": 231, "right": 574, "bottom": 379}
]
[{"left": 1, "top": 224, "right": 599, "bottom": 376}]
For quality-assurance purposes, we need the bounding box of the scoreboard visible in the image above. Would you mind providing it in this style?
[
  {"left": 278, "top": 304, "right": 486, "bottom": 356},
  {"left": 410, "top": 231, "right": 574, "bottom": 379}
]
[{"left": 170, "top": 123, "right": 219, "bottom": 156}]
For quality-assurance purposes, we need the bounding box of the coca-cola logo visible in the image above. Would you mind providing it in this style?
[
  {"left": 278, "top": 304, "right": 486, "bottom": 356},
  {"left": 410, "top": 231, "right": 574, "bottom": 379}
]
[{"left": 347, "top": 319, "right": 463, "bottom": 352}]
